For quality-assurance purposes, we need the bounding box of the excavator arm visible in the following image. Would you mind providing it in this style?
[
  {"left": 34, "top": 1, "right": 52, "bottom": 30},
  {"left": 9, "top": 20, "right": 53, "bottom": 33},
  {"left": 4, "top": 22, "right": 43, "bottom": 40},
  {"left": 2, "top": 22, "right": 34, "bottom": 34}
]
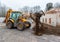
[{"left": 3, "top": 9, "right": 12, "bottom": 23}]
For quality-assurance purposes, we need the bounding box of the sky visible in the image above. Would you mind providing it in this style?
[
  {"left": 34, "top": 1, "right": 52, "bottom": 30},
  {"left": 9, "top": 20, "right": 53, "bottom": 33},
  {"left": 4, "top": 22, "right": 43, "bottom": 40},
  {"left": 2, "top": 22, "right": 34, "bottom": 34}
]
[{"left": 0, "top": 0, "right": 60, "bottom": 10}]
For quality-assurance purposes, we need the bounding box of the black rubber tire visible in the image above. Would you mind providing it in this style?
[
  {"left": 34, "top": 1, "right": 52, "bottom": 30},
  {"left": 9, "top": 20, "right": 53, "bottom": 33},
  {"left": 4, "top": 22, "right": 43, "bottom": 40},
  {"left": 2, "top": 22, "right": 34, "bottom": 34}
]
[
  {"left": 6, "top": 21, "right": 14, "bottom": 29},
  {"left": 24, "top": 21, "right": 31, "bottom": 28},
  {"left": 17, "top": 22, "right": 25, "bottom": 31}
]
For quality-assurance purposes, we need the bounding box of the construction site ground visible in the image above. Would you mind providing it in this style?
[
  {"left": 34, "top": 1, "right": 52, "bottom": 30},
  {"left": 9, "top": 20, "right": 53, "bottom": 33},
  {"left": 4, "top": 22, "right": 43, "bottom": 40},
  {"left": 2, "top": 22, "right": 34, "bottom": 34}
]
[{"left": 0, "top": 23, "right": 60, "bottom": 42}]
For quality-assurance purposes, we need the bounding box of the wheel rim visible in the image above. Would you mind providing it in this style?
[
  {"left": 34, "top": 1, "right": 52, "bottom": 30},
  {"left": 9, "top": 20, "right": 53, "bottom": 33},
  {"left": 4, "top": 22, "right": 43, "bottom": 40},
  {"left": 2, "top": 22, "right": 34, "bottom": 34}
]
[
  {"left": 25, "top": 24, "right": 29, "bottom": 27},
  {"left": 18, "top": 24, "right": 23, "bottom": 28},
  {"left": 17, "top": 24, "right": 23, "bottom": 30},
  {"left": 24, "top": 22, "right": 31, "bottom": 28},
  {"left": 7, "top": 22, "right": 12, "bottom": 28}
]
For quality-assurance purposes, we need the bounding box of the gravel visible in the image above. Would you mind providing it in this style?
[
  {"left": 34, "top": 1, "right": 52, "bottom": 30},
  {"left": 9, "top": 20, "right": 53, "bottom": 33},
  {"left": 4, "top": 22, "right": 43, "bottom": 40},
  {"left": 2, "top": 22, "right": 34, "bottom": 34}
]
[{"left": 0, "top": 23, "right": 60, "bottom": 42}]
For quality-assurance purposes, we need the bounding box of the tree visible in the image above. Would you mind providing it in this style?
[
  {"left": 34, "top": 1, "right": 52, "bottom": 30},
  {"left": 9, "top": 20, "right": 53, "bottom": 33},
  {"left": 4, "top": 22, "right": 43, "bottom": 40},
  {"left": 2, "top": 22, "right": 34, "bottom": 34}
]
[
  {"left": 22, "top": 6, "right": 30, "bottom": 13},
  {"left": 54, "top": 3, "right": 60, "bottom": 8},
  {"left": 32, "top": 6, "right": 41, "bottom": 13},
  {"left": 30, "top": 11, "right": 45, "bottom": 36},
  {"left": 46, "top": 3, "right": 53, "bottom": 11},
  {"left": 0, "top": 2, "right": 7, "bottom": 17},
  {"left": 19, "top": 6, "right": 41, "bottom": 14}
]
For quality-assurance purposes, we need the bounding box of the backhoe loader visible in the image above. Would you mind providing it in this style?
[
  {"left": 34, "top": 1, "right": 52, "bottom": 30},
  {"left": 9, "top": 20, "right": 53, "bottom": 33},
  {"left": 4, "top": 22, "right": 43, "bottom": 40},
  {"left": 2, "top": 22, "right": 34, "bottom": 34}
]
[{"left": 4, "top": 9, "right": 31, "bottom": 31}]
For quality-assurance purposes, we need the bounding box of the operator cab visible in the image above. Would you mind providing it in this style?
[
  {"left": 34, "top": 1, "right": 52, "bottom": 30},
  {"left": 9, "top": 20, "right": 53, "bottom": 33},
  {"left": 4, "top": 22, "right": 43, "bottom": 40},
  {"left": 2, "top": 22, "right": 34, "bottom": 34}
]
[{"left": 10, "top": 11, "right": 22, "bottom": 21}]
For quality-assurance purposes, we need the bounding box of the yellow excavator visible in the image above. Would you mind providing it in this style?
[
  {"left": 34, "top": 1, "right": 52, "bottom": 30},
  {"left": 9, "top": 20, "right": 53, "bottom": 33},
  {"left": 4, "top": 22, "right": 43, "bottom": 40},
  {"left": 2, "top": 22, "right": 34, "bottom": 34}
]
[{"left": 4, "top": 9, "right": 31, "bottom": 31}]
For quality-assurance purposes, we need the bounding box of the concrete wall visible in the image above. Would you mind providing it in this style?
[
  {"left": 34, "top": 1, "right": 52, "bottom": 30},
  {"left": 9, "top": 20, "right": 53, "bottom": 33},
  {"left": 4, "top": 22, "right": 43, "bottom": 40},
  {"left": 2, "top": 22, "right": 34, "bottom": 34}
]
[
  {"left": 40, "top": 14, "right": 57, "bottom": 26},
  {"left": 56, "top": 13, "right": 60, "bottom": 27}
]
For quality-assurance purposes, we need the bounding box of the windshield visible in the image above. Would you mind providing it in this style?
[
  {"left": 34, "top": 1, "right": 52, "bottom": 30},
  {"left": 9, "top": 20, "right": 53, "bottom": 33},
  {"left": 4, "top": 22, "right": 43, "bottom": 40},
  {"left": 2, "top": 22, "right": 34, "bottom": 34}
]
[{"left": 10, "top": 12, "right": 22, "bottom": 21}]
